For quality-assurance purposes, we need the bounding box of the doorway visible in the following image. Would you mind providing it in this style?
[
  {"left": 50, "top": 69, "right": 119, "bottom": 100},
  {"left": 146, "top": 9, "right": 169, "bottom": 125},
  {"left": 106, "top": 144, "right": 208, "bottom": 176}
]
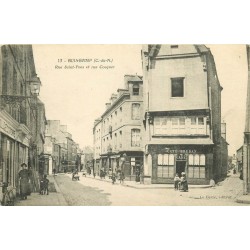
[{"left": 176, "top": 161, "right": 186, "bottom": 177}]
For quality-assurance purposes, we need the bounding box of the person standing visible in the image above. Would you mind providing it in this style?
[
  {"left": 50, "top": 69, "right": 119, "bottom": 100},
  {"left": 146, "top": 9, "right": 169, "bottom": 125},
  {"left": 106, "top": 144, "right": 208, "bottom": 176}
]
[
  {"left": 174, "top": 174, "right": 180, "bottom": 190},
  {"left": 18, "top": 163, "right": 31, "bottom": 200},
  {"left": 179, "top": 172, "right": 188, "bottom": 192}
]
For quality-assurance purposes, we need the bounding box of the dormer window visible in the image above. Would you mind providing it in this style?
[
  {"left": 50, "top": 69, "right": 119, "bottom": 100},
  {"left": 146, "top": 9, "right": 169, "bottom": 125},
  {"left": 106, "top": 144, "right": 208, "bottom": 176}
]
[{"left": 133, "top": 83, "right": 139, "bottom": 96}]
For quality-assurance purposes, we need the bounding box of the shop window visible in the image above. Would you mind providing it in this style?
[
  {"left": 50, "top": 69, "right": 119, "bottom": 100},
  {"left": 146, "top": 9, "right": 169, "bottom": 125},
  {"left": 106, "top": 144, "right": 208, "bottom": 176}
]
[
  {"left": 171, "top": 78, "right": 184, "bottom": 97},
  {"left": 132, "top": 103, "right": 140, "bottom": 120},
  {"left": 188, "top": 154, "right": 206, "bottom": 179},
  {"left": 157, "top": 154, "right": 175, "bottom": 178}
]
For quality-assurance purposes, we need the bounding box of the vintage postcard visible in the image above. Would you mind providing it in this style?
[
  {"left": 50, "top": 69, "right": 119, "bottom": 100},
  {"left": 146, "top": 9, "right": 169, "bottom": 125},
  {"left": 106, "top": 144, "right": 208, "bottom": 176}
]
[{"left": 0, "top": 44, "right": 249, "bottom": 206}]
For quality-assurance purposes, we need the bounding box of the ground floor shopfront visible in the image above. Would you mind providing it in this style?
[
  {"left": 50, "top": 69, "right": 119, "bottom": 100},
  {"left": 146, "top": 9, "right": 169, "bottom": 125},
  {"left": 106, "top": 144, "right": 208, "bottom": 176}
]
[
  {"left": 0, "top": 111, "right": 31, "bottom": 193},
  {"left": 144, "top": 144, "right": 214, "bottom": 185},
  {"left": 98, "top": 151, "right": 143, "bottom": 180}
]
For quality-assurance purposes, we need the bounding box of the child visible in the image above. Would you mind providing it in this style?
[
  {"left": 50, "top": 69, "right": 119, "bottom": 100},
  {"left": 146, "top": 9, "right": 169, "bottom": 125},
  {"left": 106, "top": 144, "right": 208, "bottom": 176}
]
[
  {"left": 111, "top": 173, "right": 116, "bottom": 184},
  {"left": 174, "top": 174, "right": 180, "bottom": 190},
  {"left": 43, "top": 174, "right": 49, "bottom": 195}
]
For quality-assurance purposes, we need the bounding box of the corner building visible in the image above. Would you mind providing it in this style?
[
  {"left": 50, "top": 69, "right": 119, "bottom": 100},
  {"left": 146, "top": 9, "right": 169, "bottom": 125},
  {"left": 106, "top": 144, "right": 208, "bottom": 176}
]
[
  {"left": 141, "top": 45, "right": 228, "bottom": 184},
  {"left": 93, "top": 75, "right": 143, "bottom": 179}
]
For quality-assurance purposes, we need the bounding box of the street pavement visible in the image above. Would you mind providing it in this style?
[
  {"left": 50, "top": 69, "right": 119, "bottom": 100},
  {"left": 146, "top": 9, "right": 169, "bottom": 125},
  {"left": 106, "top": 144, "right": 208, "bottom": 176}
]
[{"left": 15, "top": 170, "right": 249, "bottom": 206}]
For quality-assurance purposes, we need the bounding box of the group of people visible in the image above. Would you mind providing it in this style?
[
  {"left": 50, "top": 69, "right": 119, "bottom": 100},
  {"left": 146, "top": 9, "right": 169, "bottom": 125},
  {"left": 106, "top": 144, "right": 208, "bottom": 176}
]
[
  {"left": 18, "top": 163, "right": 50, "bottom": 200},
  {"left": 174, "top": 172, "right": 189, "bottom": 192}
]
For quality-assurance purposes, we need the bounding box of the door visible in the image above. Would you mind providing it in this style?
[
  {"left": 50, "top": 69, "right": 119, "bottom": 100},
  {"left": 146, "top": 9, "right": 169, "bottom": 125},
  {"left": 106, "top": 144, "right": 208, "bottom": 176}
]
[{"left": 176, "top": 161, "right": 186, "bottom": 177}]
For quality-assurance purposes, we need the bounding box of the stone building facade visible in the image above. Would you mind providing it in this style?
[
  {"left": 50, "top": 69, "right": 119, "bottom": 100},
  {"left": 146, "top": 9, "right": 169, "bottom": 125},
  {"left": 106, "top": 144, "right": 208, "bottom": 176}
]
[
  {"left": 93, "top": 75, "right": 143, "bottom": 179},
  {"left": 141, "top": 44, "right": 228, "bottom": 184},
  {"left": 0, "top": 45, "right": 46, "bottom": 193}
]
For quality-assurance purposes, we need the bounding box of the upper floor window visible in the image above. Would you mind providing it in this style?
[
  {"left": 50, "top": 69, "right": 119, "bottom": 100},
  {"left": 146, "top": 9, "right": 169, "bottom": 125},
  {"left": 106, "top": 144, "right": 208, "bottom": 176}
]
[
  {"left": 133, "top": 83, "right": 139, "bottom": 96},
  {"left": 132, "top": 103, "right": 140, "bottom": 120},
  {"left": 171, "top": 77, "right": 184, "bottom": 97},
  {"left": 131, "top": 129, "right": 140, "bottom": 147}
]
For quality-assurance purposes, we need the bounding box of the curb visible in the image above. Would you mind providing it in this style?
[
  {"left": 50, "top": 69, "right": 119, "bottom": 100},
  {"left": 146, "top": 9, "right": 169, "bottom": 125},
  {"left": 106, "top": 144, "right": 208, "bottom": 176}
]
[
  {"left": 82, "top": 175, "right": 212, "bottom": 189},
  {"left": 52, "top": 176, "right": 68, "bottom": 205},
  {"left": 236, "top": 197, "right": 250, "bottom": 204}
]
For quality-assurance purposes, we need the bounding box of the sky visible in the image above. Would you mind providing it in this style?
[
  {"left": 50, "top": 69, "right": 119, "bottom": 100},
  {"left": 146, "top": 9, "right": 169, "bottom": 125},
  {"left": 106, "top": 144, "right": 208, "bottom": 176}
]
[{"left": 33, "top": 44, "right": 248, "bottom": 156}]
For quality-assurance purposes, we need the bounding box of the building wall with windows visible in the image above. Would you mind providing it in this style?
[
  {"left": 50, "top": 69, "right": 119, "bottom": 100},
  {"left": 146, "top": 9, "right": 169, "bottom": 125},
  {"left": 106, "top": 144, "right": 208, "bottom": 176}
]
[
  {"left": 93, "top": 75, "right": 143, "bottom": 179},
  {"left": 0, "top": 45, "right": 43, "bottom": 193},
  {"left": 142, "top": 44, "right": 228, "bottom": 184}
]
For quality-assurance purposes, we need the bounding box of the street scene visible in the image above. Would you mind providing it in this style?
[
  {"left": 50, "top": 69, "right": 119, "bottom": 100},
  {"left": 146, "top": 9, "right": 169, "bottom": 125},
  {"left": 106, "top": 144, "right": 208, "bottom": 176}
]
[
  {"left": 15, "top": 169, "right": 245, "bottom": 206},
  {"left": 1, "top": 44, "right": 250, "bottom": 206}
]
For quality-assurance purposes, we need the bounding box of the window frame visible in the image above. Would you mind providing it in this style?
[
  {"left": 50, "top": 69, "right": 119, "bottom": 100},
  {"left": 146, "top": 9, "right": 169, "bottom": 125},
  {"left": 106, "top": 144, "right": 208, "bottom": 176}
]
[{"left": 171, "top": 77, "right": 185, "bottom": 98}]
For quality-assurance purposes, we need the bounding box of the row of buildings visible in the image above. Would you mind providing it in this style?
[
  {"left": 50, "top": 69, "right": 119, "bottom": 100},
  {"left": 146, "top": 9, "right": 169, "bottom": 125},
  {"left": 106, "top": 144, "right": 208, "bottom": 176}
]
[
  {"left": 0, "top": 45, "right": 89, "bottom": 196},
  {"left": 44, "top": 120, "right": 93, "bottom": 174},
  {"left": 93, "top": 44, "right": 228, "bottom": 185}
]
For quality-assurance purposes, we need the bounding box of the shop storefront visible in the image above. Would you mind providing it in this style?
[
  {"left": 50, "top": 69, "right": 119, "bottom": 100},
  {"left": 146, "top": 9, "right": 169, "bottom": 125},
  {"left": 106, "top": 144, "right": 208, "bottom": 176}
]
[
  {"left": 148, "top": 144, "right": 214, "bottom": 185},
  {"left": 100, "top": 151, "right": 143, "bottom": 180},
  {"left": 0, "top": 112, "right": 30, "bottom": 191}
]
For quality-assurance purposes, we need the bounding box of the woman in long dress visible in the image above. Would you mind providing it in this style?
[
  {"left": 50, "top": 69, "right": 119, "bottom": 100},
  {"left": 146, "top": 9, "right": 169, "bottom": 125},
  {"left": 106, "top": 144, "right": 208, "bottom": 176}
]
[{"left": 18, "top": 163, "right": 31, "bottom": 200}]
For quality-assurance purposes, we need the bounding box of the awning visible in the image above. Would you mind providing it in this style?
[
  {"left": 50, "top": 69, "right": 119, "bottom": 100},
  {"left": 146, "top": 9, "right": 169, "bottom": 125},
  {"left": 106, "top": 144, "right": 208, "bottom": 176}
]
[{"left": 148, "top": 138, "right": 214, "bottom": 145}]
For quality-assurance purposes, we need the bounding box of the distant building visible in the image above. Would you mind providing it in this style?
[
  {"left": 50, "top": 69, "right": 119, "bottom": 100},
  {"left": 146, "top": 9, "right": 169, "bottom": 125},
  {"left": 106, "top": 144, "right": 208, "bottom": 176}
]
[
  {"left": 44, "top": 120, "right": 79, "bottom": 174},
  {"left": 141, "top": 44, "right": 228, "bottom": 184},
  {"left": 93, "top": 75, "right": 143, "bottom": 179}
]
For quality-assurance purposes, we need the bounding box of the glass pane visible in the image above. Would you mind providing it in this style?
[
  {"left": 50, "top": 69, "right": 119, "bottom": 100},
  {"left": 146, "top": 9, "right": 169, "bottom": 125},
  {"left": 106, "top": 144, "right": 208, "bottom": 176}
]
[
  {"left": 179, "top": 117, "right": 185, "bottom": 125},
  {"left": 168, "top": 166, "right": 174, "bottom": 178},
  {"left": 200, "top": 155, "right": 206, "bottom": 165},
  {"left": 188, "top": 154, "right": 194, "bottom": 165},
  {"left": 162, "top": 167, "right": 169, "bottom": 177},
  {"left": 198, "top": 117, "right": 204, "bottom": 125},
  {"left": 169, "top": 154, "right": 175, "bottom": 165},
  {"left": 163, "top": 154, "right": 169, "bottom": 165},
  {"left": 188, "top": 167, "right": 194, "bottom": 178},
  {"left": 171, "top": 78, "right": 184, "bottom": 97},
  {"left": 194, "top": 154, "right": 200, "bottom": 165},
  {"left": 194, "top": 168, "right": 200, "bottom": 178},
  {"left": 200, "top": 167, "right": 205, "bottom": 178},
  {"left": 157, "top": 166, "right": 163, "bottom": 177},
  {"left": 158, "top": 154, "right": 163, "bottom": 165},
  {"left": 191, "top": 117, "right": 196, "bottom": 125}
]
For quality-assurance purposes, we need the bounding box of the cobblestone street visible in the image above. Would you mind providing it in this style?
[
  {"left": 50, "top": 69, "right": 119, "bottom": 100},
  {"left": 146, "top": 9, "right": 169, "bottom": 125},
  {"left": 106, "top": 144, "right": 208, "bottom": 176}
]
[
  {"left": 56, "top": 170, "right": 248, "bottom": 206},
  {"left": 15, "top": 170, "right": 248, "bottom": 206}
]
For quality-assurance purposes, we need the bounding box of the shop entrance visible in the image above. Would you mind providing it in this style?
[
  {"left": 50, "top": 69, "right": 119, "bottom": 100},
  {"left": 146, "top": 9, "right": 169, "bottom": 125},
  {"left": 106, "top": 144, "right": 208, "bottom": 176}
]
[{"left": 176, "top": 161, "right": 186, "bottom": 177}]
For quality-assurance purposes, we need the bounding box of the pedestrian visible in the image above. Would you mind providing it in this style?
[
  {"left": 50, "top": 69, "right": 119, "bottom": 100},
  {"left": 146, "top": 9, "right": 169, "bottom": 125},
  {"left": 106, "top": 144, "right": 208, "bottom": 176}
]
[
  {"left": 111, "top": 172, "right": 116, "bottom": 184},
  {"left": 179, "top": 172, "right": 188, "bottom": 192},
  {"left": 240, "top": 170, "right": 243, "bottom": 180},
  {"left": 42, "top": 174, "right": 49, "bottom": 195},
  {"left": 53, "top": 168, "right": 56, "bottom": 176},
  {"left": 174, "top": 173, "right": 180, "bottom": 190},
  {"left": 18, "top": 163, "right": 31, "bottom": 200},
  {"left": 108, "top": 168, "right": 112, "bottom": 179},
  {"left": 120, "top": 171, "right": 125, "bottom": 184}
]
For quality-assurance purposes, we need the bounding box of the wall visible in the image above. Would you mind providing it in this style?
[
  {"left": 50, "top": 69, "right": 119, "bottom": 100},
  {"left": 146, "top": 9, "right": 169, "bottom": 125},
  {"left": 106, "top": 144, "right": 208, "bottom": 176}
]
[{"left": 149, "top": 55, "right": 208, "bottom": 112}]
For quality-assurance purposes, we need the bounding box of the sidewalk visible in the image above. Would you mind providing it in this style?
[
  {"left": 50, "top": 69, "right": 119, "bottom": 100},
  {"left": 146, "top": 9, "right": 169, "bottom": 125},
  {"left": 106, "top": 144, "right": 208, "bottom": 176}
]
[
  {"left": 16, "top": 175, "right": 67, "bottom": 206},
  {"left": 80, "top": 173, "right": 212, "bottom": 189},
  {"left": 236, "top": 195, "right": 250, "bottom": 204}
]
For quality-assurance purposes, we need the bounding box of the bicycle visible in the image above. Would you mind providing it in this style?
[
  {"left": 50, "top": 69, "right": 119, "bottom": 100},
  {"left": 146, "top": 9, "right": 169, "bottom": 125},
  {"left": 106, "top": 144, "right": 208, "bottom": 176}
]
[{"left": 0, "top": 182, "right": 16, "bottom": 206}]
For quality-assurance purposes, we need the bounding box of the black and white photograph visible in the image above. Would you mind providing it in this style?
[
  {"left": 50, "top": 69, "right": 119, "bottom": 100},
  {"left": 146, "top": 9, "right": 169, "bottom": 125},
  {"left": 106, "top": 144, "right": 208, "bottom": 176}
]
[{"left": 0, "top": 44, "right": 250, "bottom": 206}]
